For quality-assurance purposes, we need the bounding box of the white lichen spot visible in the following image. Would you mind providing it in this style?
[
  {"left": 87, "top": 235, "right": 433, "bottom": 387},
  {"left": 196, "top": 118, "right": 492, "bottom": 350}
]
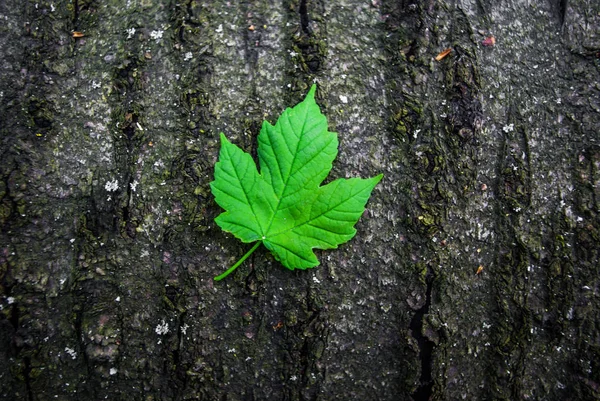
[
  {"left": 184, "top": 52, "right": 193, "bottom": 61},
  {"left": 50, "top": 3, "right": 55, "bottom": 12},
  {"left": 290, "top": 375, "right": 298, "bottom": 381},
  {"left": 312, "top": 276, "right": 321, "bottom": 284},
  {"left": 502, "top": 123, "right": 514, "bottom": 133},
  {"left": 91, "top": 80, "right": 101, "bottom": 90},
  {"left": 181, "top": 323, "right": 189, "bottom": 335},
  {"left": 64, "top": 347, "right": 77, "bottom": 360},
  {"left": 115, "top": 296, "right": 120, "bottom": 302},
  {"left": 130, "top": 180, "right": 138, "bottom": 192},
  {"left": 150, "top": 30, "right": 163, "bottom": 40},
  {"left": 155, "top": 319, "right": 169, "bottom": 335},
  {"left": 105, "top": 179, "right": 119, "bottom": 192},
  {"left": 140, "top": 250, "right": 150, "bottom": 258},
  {"left": 70, "top": 238, "right": 75, "bottom": 243},
  {"left": 109, "top": 368, "right": 118, "bottom": 375},
  {"left": 339, "top": 95, "right": 348, "bottom": 104},
  {"left": 216, "top": 24, "right": 223, "bottom": 33},
  {"left": 227, "top": 348, "right": 236, "bottom": 353},
  {"left": 126, "top": 27, "right": 136, "bottom": 39},
  {"left": 7, "top": 297, "right": 15, "bottom": 305}
]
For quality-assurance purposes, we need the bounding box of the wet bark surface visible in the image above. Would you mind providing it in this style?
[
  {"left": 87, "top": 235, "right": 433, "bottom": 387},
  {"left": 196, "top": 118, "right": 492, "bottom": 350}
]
[{"left": 1, "top": 0, "right": 599, "bottom": 400}]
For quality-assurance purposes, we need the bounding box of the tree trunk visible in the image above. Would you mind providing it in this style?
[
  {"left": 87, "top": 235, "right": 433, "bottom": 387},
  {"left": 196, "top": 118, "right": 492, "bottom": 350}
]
[{"left": 1, "top": 0, "right": 599, "bottom": 400}]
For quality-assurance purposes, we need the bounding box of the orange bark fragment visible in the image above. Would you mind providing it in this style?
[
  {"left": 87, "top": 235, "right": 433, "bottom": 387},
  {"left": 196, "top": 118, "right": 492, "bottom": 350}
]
[
  {"left": 482, "top": 36, "right": 496, "bottom": 47},
  {"left": 435, "top": 48, "right": 452, "bottom": 61}
]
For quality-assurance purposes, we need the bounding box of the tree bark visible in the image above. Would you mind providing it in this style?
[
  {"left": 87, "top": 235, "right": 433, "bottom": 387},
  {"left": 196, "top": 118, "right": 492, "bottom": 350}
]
[{"left": 1, "top": 0, "right": 599, "bottom": 400}]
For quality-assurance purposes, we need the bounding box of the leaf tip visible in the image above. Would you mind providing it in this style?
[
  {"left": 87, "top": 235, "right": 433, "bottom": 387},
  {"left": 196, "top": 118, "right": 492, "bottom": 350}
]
[
  {"left": 372, "top": 173, "right": 384, "bottom": 185},
  {"left": 307, "top": 84, "right": 317, "bottom": 100}
]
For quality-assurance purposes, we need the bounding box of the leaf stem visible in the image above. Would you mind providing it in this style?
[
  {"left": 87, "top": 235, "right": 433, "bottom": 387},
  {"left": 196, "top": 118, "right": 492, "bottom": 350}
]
[{"left": 214, "top": 242, "right": 261, "bottom": 281}]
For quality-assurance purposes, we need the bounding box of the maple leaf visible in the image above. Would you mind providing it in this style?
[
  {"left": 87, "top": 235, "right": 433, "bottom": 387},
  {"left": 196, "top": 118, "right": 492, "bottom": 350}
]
[{"left": 210, "top": 85, "right": 382, "bottom": 280}]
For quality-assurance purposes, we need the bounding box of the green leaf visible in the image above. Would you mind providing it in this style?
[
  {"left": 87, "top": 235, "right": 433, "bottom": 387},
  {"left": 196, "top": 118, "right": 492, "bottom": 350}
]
[{"left": 210, "top": 85, "right": 382, "bottom": 280}]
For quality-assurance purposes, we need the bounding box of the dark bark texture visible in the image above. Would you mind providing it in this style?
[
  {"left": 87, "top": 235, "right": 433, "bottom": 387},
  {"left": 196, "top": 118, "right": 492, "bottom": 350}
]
[{"left": 1, "top": 0, "right": 599, "bottom": 400}]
